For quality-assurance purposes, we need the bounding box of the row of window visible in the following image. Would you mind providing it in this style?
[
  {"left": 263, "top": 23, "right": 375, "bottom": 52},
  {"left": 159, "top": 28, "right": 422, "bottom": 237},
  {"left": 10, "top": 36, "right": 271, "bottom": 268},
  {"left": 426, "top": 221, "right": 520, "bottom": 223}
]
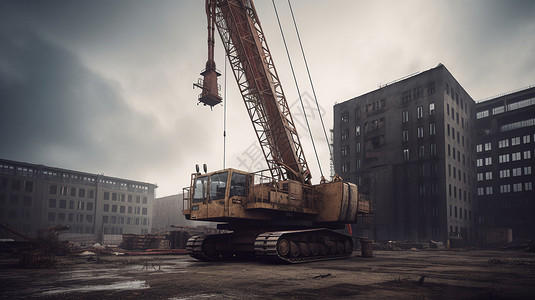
[
  {"left": 48, "top": 198, "right": 94, "bottom": 211},
  {"left": 477, "top": 150, "right": 533, "bottom": 167},
  {"left": 48, "top": 212, "right": 93, "bottom": 223},
  {"left": 49, "top": 185, "right": 95, "bottom": 199},
  {"left": 449, "top": 204, "right": 473, "bottom": 222},
  {"left": 103, "top": 204, "right": 148, "bottom": 215},
  {"left": 1, "top": 194, "right": 32, "bottom": 206},
  {"left": 477, "top": 97, "right": 535, "bottom": 119},
  {"left": 447, "top": 144, "right": 468, "bottom": 165},
  {"left": 445, "top": 82, "right": 469, "bottom": 114},
  {"left": 448, "top": 184, "right": 471, "bottom": 202},
  {"left": 401, "top": 103, "right": 436, "bottom": 123},
  {"left": 103, "top": 191, "right": 148, "bottom": 204},
  {"left": 448, "top": 164, "right": 469, "bottom": 184},
  {"left": 102, "top": 215, "right": 148, "bottom": 226},
  {"left": 477, "top": 182, "right": 533, "bottom": 195},
  {"left": 402, "top": 143, "right": 438, "bottom": 161},
  {"left": 500, "top": 118, "right": 535, "bottom": 132},
  {"left": 0, "top": 178, "right": 33, "bottom": 193},
  {"left": 446, "top": 123, "right": 467, "bottom": 148},
  {"left": 478, "top": 134, "right": 532, "bottom": 151}
]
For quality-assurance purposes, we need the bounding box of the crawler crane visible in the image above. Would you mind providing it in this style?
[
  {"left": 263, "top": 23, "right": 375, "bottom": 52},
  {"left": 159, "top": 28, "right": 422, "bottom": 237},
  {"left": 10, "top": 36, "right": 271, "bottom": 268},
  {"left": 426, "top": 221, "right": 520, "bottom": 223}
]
[{"left": 183, "top": 0, "right": 370, "bottom": 263}]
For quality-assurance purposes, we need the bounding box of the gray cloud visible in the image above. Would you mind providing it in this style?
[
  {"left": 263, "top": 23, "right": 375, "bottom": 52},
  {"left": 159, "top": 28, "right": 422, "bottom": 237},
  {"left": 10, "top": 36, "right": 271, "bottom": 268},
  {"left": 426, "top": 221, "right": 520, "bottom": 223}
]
[{"left": 1, "top": 0, "right": 534, "bottom": 196}]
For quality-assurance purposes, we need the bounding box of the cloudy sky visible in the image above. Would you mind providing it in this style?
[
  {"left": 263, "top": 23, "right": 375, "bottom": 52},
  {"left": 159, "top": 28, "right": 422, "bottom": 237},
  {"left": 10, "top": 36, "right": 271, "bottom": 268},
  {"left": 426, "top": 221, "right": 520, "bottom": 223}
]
[{"left": 1, "top": 0, "right": 534, "bottom": 197}]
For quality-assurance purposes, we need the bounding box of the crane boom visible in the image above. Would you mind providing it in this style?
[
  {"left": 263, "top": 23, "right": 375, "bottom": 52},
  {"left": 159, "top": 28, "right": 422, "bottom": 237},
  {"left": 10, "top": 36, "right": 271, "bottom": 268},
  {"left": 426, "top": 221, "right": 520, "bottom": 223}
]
[{"left": 202, "top": 0, "right": 311, "bottom": 184}]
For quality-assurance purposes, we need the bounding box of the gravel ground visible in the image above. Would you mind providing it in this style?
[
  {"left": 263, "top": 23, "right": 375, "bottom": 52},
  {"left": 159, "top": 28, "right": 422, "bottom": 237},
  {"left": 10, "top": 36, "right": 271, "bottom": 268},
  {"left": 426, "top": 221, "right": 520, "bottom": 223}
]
[{"left": 1, "top": 249, "right": 535, "bottom": 299}]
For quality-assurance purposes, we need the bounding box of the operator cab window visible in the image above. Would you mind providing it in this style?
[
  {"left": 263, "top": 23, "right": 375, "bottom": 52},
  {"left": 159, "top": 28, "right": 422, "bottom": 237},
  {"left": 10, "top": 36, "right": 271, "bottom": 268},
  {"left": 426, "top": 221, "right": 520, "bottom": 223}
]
[
  {"left": 230, "top": 173, "right": 248, "bottom": 197},
  {"left": 210, "top": 172, "right": 228, "bottom": 200},
  {"left": 193, "top": 176, "right": 208, "bottom": 203}
]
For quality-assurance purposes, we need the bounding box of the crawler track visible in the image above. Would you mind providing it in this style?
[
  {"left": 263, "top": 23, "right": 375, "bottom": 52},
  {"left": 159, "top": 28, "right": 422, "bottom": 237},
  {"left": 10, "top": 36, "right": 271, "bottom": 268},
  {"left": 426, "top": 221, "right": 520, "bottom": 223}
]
[{"left": 255, "top": 229, "right": 353, "bottom": 263}]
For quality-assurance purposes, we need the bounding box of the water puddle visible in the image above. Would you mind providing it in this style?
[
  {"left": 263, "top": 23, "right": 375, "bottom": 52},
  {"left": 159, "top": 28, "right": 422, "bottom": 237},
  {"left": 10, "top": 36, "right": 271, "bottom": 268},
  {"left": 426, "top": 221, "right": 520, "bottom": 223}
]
[{"left": 38, "top": 280, "right": 149, "bottom": 296}]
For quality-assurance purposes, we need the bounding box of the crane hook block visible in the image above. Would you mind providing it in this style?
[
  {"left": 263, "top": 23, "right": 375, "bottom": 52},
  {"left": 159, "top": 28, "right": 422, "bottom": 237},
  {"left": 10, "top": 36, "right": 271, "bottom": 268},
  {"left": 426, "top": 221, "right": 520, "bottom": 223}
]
[{"left": 194, "top": 64, "right": 222, "bottom": 108}]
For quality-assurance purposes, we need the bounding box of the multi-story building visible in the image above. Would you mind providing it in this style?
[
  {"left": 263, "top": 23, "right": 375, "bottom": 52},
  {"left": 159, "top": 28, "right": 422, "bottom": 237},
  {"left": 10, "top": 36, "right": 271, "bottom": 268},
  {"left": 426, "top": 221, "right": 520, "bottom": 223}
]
[
  {"left": 0, "top": 158, "right": 157, "bottom": 241},
  {"left": 475, "top": 86, "right": 535, "bottom": 241},
  {"left": 333, "top": 64, "right": 477, "bottom": 244}
]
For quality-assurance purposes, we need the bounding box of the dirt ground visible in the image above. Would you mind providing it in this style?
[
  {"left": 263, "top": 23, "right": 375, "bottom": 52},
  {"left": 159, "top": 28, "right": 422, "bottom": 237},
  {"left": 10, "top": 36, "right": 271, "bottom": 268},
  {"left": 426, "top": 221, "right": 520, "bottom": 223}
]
[{"left": 1, "top": 248, "right": 535, "bottom": 299}]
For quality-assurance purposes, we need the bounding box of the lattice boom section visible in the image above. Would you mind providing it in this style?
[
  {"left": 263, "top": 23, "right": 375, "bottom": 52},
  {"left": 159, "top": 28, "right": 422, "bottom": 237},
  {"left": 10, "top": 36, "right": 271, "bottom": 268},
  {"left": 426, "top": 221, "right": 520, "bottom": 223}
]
[{"left": 213, "top": 0, "right": 311, "bottom": 183}]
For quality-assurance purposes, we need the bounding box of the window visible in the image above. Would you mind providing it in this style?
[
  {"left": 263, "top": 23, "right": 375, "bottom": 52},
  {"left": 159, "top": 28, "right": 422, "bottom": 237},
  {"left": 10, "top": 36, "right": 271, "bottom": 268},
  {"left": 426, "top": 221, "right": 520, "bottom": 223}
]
[
  {"left": 512, "top": 137, "right": 521, "bottom": 146},
  {"left": 513, "top": 183, "right": 522, "bottom": 192},
  {"left": 418, "top": 146, "right": 425, "bottom": 158},
  {"left": 402, "top": 130, "right": 409, "bottom": 142},
  {"left": 403, "top": 149, "right": 410, "bottom": 161},
  {"left": 78, "top": 188, "right": 86, "bottom": 198},
  {"left": 70, "top": 187, "right": 76, "bottom": 197},
  {"left": 341, "top": 129, "right": 349, "bottom": 140},
  {"left": 500, "top": 184, "right": 511, "bottom": 193},
  {"left": 356, "top": 142, "right": 361, "bottom": 153},
  {"left": 486, "top": 186, "right": 493, "bottom": 195},
  {"left": 524, "top": 151, "right": 531, "bottom": 159},
  {"left": 526, "top": 182, "right": 533, "bottom": 191},
  {"left": 112, "top": 205, "right": 118, "bottom": 213},
  {"left": 355, "top": 125, "right": 361, "bottom": 136},
  {"left": 430, "top": 143, "right": 437, "bottom": 156},
  {"left": 485, "top": 171, "right": 492, "bottom": 180},
  {"left": 49, "top": 185, "right": 57, "bottom": 195},
  {"left": 499, "top": 169, "right": 510, "bottom": 178},
  {"left": 477, "top": 158, "right": 483, "bottom": 167},
  {"left": 498, "top": 139, "right": 509, "bottom": 148},
  {"left": 48, "top": 198, "right": 56, "bottom": 208},
  {"left": 87, "top": 202, "right": 93, "bottom": 211},
  {"left": 142, "top": 208, "right": 148, "bottom": 215},
  {"left": 341, "top": 113, "right": 349, "bottom": 123},
  {"left": 103, "top": 216, "right": 108, "bottom": 224},
  {"left": 104, "top": 192, "right": 110, "bottom": 200},
  {"left": 493, "top": 106, "right": 505, "bottom": 115},
  {"left": 484, "top": 143, "right": 491, "bottom": 151},
  {"left": 341, "top": 146, "right": 349, "bottom": 156},
  {"left": 417, "top": 126, "right": 424, "bottom": 138},
  {"left": 476, "top": 110, "right": 489, "bottom": 119},
  {"left": 485, "top": 157, "right": 492, "bottom": 165},
  {"left": 512, "top": 167, "right": 522, "bottom": 177},
  {"left": 417, "top": 106, "right": 423, "bottom": 118},
  {"left": 477, "top": 173, "right": 483, "bottom": 181},
  {"left": 402, "top": 110, "right": 409, "bottom": 123},
  {"left": 476, "top": 144, "right": 483, "bottom": 152},
  {"left": 341, "top": 162, "right": 349, "bottom": 173},
  {"left": 103, "top": 204, "right": 109, "bottom": 212},
  {"left": 59, "top": 199, "right": 66, "bottom": 209},
  {"left": 24, "top": 181, "right": 33, "bottom": 192},
  {"left": 429, "top": 123, "right": 436, "bottom": 135},
  {"left": 499, "top": 154, "right": 510, "bottom": 163},
  {"left": 48, "top": 212, "right": 55, "bottom": 222},
  {"left": 524, "top": 166, "right": 532, "bottom": 175},
  {"left": 512, "top": 152, "right": 521, "bottom": 161},
  {"left": 429, "top": 103, "right": 435, "bottom": 115},
  {"left": 523, "top": 135, "right": 531, "bottom": 143}
]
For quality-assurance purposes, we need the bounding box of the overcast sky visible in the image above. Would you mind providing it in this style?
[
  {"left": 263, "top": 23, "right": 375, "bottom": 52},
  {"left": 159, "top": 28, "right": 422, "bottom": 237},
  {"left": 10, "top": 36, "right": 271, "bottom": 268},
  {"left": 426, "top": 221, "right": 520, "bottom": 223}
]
[{"left": 1, "top": 0, "right": 534, "bottom": 197}]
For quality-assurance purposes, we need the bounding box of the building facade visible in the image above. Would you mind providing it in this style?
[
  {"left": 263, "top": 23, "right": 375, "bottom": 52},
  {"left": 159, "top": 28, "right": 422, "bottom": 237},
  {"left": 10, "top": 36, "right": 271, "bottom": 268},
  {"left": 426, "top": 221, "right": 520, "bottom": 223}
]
[
  {"left": 0, "top": 158, "right": 156, "bottom": 241},
  {"left": 333, "top": 64, "right": 477, "bottom": 244},
  {"left": 475, "top": 86, "right": 535, "bottom": 241}
]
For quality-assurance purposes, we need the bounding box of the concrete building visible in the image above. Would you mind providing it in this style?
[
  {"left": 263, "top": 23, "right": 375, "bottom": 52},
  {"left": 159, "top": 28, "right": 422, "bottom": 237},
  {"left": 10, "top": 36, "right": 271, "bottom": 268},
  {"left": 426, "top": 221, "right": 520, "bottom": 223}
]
[
  {"left": 475, "top": 86, "right": 535, "bottom": 241},
  {"left": 0, "top": 158, "right": 157, "bottom": 242},
  {"left": 333, "top": 64, "right": 477, "bottom": 244},
  {"left": 152, "top": 193, "right": 195, "bottom": 231}
]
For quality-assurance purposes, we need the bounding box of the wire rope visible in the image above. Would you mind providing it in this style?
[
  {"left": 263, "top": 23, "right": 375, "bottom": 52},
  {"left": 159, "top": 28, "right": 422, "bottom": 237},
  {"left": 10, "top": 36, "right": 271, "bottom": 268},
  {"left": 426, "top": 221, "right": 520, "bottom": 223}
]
[
  {"left": 272, "top": 0, "right": 324, "bottom": 178},
  {"left": 287, "top": 0, "right": 332, "bottom": 158}
]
